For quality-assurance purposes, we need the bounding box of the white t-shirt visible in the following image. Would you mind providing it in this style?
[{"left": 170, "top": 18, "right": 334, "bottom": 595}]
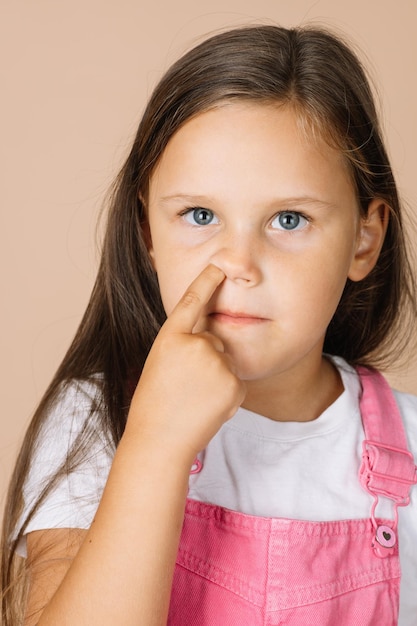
[{"left": 17, "top": 358, "right": 417, "bottom": 624}]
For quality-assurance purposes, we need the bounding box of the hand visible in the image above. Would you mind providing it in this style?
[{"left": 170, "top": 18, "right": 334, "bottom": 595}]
[{"left": 126, "top": 264, "right": 246, "bottom": 463}]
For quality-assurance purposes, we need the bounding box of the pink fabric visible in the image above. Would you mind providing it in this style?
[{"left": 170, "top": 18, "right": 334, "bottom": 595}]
[
  {"left": 358, "top": 368, "right": 416, "bottom": 507},
  {"left": 167, "top": 368, "right": 415, "bottom": 625},
  {"left": 169, "top": 501, "right": 399, "bottom": 625}
]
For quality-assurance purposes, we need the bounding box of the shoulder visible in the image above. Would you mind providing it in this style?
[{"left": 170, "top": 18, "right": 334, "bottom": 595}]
[
  {"left": 331, "top": 356, "right": 417, "bottom": 452},
  {"left": 392, "top": 389, "right": 417, "bottom": 456},
  {"left": 38, "top": 376, "right": 106, "bottom": 447},
  {"left": 27, "top": 375, "right": 113, "bottom": 487},
  {"left": 16, "top": 377, "right": 113, "bottom": 550},
  {"left": 49, "top": 375, "right": 104, "bottom": 420},
  {"left": 392, "top": 388, "right": 417, "bottom": 415}
]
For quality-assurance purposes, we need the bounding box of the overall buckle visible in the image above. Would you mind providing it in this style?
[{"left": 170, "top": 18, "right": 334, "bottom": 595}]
[{"left": 360, "top": 440, "right": 417, "bottom": 558}]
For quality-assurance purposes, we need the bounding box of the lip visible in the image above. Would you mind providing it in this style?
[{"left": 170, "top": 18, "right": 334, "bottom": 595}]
[{"left": 209, "top": 310, "right": 268, "bottom": 325}]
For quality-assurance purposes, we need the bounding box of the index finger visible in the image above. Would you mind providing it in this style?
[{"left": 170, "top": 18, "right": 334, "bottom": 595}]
[{"left": 166, "top": 264, "right": 225, "bottom": 334}]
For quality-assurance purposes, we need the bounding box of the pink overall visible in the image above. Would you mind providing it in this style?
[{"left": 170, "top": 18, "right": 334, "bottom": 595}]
[{"left": 168, "top": 369, "right": 417, "bottom": 625}]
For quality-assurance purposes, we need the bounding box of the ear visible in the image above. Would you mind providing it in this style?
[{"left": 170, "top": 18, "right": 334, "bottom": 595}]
[{"left": 348, "top": 199, "right": 389, "bottom": 282}]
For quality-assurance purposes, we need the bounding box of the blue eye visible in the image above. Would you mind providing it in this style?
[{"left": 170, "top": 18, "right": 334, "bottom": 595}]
[
  {"left": 184, "top": 208, "right": 218, "bottom": 226},
  {"left": 272, "top": 211, "right": 308, "bottom": 231}
]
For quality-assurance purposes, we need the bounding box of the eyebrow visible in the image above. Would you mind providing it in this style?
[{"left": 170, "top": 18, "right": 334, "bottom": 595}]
[
  {"left": 158, "top": 193, "right": 336, "bottom": 210},
  {"left": 158, "top": 194, "right": 217, "bottom": 206}
]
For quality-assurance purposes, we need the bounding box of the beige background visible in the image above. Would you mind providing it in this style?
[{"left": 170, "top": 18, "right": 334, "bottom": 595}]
[{"left": 1, "top": 0, "right": 416, "bottom": 513}]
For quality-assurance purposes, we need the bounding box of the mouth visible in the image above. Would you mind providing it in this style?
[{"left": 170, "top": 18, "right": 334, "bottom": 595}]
[{"left": 209, "top": 310, "right": 268, "bottom": 325}]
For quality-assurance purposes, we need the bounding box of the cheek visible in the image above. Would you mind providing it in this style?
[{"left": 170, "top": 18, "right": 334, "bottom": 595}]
[
  {"left": 311, "top": 260, "right": 350, "bottom": 306},
  {"left": 288, "top": 240, "right": 355, "bottom": 316},
  {"left": 154, "top": 253, "right": 204, "bottom": 316},
  {"left": 155, "top": 268, "right": 184, "bottom": 316},
  {"left": 151, "top": 227, "right": 219, "bottom": 315}
]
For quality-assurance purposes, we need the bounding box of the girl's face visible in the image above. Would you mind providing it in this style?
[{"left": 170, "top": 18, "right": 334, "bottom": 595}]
[{"left": 146, "top": 103, "right": 373, "bottom": 410}]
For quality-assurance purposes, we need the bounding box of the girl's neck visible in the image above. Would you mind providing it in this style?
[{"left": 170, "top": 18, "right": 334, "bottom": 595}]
[{"left": 241, "top": 356, "right": 344, "bottom": 423}]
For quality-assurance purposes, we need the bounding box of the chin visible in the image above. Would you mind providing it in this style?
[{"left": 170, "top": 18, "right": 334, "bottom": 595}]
[{"left": 232, "top": 358, "right": 277, "bottom": 383}]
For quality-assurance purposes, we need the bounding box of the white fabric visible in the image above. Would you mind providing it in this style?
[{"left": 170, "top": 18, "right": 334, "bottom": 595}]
[
  {"left": 17, "top": 358, "right": 417, "bottom": 624},
  {"left": 16, "top": 378, "right": 113, "bottom": 553}
]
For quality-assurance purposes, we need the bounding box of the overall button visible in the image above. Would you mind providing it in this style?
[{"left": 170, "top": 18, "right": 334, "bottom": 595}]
[{"left": 375, "top": 525, "right": 396, "bottom": 549}]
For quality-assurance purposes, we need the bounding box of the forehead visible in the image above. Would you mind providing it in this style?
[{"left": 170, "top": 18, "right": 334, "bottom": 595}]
[{"left": 148, "top": 102, "right": 355, "bottom": 208}]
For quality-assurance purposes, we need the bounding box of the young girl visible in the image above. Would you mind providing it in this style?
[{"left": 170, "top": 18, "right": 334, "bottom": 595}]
[{"left": 2, "top": 24, "right": 417, "bottom": 626}]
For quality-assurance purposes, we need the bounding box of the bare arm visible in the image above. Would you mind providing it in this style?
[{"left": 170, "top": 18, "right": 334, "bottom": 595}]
[
  {"left": 26, "top": 265, "right": 245, "bottom": 625},
  {"left": 25, "top": 529, "right": 87, "bottom": 626}
]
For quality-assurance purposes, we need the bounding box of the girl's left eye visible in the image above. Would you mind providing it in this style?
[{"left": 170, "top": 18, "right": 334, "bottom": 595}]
[
  {"left": 183, "top": 207, "right": 219, "bottom": 226},
  {"left": 271, "top": 211, "right": 309, "bottom": 231}
]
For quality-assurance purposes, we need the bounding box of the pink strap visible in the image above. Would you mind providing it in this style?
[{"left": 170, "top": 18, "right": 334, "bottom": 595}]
[
  {"left": 358, "top": 367, "right": 417, "bottom": 557},
  {"left": 358, "top": 366, "right": 410, "bottom": 447},
  {"left": 358, "top": 367, "right": 416, "bottom": 502}
]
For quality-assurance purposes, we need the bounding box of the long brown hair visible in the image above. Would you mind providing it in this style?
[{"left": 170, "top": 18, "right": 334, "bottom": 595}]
[{"left": 2, "top": 24, "right": 416, "bottom": 624}]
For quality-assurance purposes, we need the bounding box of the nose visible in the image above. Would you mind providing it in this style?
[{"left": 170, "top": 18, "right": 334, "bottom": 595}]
[{"left": 209, "top": 234, "right": 262, "bottom": 286}]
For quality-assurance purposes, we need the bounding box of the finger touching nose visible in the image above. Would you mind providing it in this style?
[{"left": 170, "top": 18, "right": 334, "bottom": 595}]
[
  {"left": 210, "top": 244, "right": 262, "bottom": 286},
  {"left": 167, "top": 264, "right": 226, "bottom": 334}
]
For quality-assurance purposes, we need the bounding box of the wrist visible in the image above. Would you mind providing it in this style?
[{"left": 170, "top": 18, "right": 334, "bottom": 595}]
[{"left": 120, "top": 423, "right": 197, "bottom": 477}]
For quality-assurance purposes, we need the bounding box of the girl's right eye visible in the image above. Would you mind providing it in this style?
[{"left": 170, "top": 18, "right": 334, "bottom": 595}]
[{"left": 183, "top": 207, "right": 219, "bottom": 226}]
